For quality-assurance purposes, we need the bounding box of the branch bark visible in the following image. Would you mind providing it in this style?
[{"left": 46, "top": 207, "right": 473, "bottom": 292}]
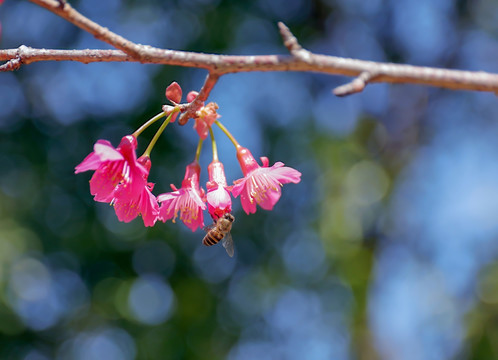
[
  {"left": 1, "top": 0, "right": 497, "bottom": 121},
  {"left": 28, "top": 0, "right": 146, "bottom": 60},
  {"left": 2, "top": 45, "right": 498, "bottom": 95}
]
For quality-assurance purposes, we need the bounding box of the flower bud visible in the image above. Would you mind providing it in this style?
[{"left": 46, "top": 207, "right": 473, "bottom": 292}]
[
  {"left": 165, "top": 81, "right": 182, "bottom": 104},
  {"left": 187, "top": 91, "right": 199, "bottom": 103}
]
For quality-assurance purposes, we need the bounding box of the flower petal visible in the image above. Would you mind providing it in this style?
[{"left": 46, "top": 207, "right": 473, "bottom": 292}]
[
  {"left": 257, "top": 187, "right": 281, "bottom": 210},
  {"left": 207, "top": 186, "right": 232, "bottom": 219},
  {"left": 231, "top": 179, "right": 246, "bottom": 197},
  {"left": 75, "top": 152, "right": 103, "bottom": 174},
  {"left": 268, "top": 165, "right": 302, "bottom": 184},
  {"left": 139, "top": 186, "right": 159, "bottom": 227},
  {"left": 93, "top": 140, "right": 124, "bottom": 162},
  {"left": 113, "top": 197, "right": 139, "bottom": 223},
  {"left": 74, "top": 140, "right": 123, "bottom": 174},
  {"left": 239, "top": 185, "right": 257, "bottom": 215},
  {"left": 89, "top": 163, "right": 124, "bottom": 202}
]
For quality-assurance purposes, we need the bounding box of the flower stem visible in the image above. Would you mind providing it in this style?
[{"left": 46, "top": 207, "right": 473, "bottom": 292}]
[
  {"left": 142, "top": 110, "right": 177, "bottom": 157},
  {"left": 215, "top": 120, "right": 240, "bottom": 148},
  {"left": 195, "top": 137, "right": 204, "bottom": 163},
  {"left": 209, "top": 128, "right": 218, "bottom": 162},
  {"left": 133, "top": 112, "right": 167, "bottom": 138}
]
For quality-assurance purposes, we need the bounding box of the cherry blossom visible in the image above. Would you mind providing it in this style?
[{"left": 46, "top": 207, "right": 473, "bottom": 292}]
[
  {"left": 75, "top": 135, "right": 147, "bottom": 203},
  {"left": 157, "top": 161, "right": 206, "bottom": 231},
  {"left": 206, "top": 160, "right": 232, "bottom": 220},
  {"left": 112, "top": 156, "right": 159, "bottom": 227},
  {"left": 232, "top": 147, "right": 301, "bottom": 214}
]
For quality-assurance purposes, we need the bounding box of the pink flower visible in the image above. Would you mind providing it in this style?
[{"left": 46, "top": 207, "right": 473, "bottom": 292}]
[
  {"left": 157, "top": 161, "right": 206, "bottom": 231},
  {"left": 75, "top": 135, "right": 147, "bottom": 203},
  {"left": 206, "top": 160, "right": 232, "bottom": 220},
  {"left": 193, "top": 102, "right": 220, "bottom": 139},
  {"left": 232, "top": 147, "right": 301, "bottom": 214},
  {"left": 112, "top": 156, "right": 159, "bottom": 227}
]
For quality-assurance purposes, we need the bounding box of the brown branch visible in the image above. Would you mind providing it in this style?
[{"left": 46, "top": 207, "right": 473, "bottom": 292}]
[
  {"left": 0, "top": 47, "right": 133, "bottom": 66},
  {"left": 28, "top": 0, "right": 146, "bottom": 60},
  {"left": 2, "top": 45, "right": 498, "bottom": 95},
  {"left": 0, "top": 0, "right": 497, "bottom": 114}
]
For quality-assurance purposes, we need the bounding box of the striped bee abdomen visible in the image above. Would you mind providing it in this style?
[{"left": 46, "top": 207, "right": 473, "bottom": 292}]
[{"left": 203, "top": 231, "right": 224, "bottom": 246}]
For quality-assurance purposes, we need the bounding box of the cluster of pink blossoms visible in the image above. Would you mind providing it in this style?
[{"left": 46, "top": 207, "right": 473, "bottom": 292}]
[{"left": 75, "top": 82, "right": 301, "bottom": 232}]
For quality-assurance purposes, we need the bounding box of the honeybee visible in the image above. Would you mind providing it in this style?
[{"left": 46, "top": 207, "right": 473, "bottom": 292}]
[{"left": 203, "top": 213, "right": 235, "bottom": 257}]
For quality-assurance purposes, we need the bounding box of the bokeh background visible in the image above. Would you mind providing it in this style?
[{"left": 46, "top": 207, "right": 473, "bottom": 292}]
[{"left": 1, "top": 0, "right": 498, "bottom": 359}]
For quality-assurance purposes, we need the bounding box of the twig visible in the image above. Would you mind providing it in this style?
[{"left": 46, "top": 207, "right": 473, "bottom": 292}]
[
  {"left": 279, "top": 21, "right": 380, "bottom": 95},
  {"left": 278, "top": 22, "right": 312, "bottom": 62},
  {"left": 278, "top": 22, "right": 304, "bottom": 55},
  {"left": 178, "top": 73, "right": 221, "bottom": 125},
  {"left": 0, "top": 57, "right": 21, "bottom": 71},
  {"left": 333, "top": 71, "right": 380, "bottom": 96}
]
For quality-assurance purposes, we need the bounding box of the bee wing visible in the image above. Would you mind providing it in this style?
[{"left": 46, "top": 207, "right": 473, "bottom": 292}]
[
  {"left": 203, "top": 224, "right": 216, "bottom": 232},
  {"left": 221, "top": 232, "right": 234, "bottom": 257}
]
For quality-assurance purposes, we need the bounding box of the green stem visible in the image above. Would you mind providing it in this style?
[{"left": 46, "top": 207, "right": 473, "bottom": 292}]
[
  {"left": 142, "top": 109, "right": 177, "bottom": 157},
  {"left": 133, "top": 111, "right": 167, "bottom": 138},
  {"left": 209, "top": 128, "right": 218, "bottom": 162},
  {"left": 195, "top": 137, "right": 204, "bottom": 163},
  {"left": 215, "top": 120, "right": 240, "bottom": 148}
]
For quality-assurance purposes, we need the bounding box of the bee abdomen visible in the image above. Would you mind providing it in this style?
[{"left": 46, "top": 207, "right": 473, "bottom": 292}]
[{"left": 203, "top": 231, "right": 223, "bottom": 246}]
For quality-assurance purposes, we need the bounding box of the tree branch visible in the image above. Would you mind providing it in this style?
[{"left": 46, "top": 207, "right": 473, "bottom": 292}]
[
  {"left": 28, "top": 0, "right": 146, "bottom": 60},
  {"left": 1, "top": 0, "right": 497, "bottom": 119},
  {"left": 2, "top": 44, "right": 497, "bottom": 95}
]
